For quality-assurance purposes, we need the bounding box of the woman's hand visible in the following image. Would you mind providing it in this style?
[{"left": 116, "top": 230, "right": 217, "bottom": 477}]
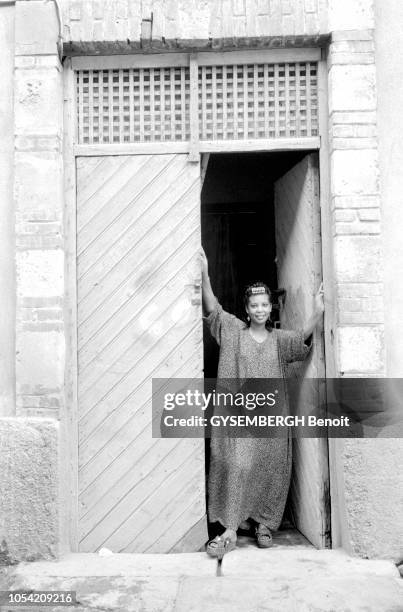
[
  {"left": 200, "top": 246, "right": 216, "bottom": 315},
  {"left": 200, "top": 247, "right": 209, "bottom": 278},
  {"left": 314, "top": 282, "right": 325, "bottom": 315},
  {"left": 303, "top": 282, "right": 325, "bottom": 341}
]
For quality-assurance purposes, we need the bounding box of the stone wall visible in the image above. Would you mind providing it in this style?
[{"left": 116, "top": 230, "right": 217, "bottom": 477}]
[
  {"left": 14, "top": 1, "right": 65, "bottom": 419},
  {"left": 0, "top": 419, "right": 59, "bottom": 564}
]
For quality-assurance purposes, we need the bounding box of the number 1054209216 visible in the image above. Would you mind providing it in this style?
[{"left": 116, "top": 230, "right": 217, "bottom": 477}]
[{"left": 0, "top": 591, "right": 77, "bottom": 606}]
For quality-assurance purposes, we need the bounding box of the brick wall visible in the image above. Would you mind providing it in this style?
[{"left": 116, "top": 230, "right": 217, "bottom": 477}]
[
  {"left": 327, "top": 28, "right": 384, "bottom": 375},
  {"left": 62, "top": 0, "right": 328, "bottom": 51}
]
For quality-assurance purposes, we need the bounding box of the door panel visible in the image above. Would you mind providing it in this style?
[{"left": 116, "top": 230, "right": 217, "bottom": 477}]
[
  {"left": 274, "top": 154, "right": 330, "bottom": 548},
  {"left": 76, "top": 154, "right": 207, "bottom": 552}
]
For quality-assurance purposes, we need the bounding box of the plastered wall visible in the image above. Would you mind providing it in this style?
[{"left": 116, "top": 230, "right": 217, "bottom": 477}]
[{"left": 0, "top": 2, "right": 16, "bottom": 417}]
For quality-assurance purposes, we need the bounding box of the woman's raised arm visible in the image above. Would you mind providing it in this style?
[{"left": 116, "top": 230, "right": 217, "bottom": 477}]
[{"left": 200, "top": 247, "right": 217, "bottom": 315}]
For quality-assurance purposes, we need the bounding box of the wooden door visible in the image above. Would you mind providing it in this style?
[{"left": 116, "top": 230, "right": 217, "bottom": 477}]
[
  {"left": 274, "top": 154, "right": 330, "bottom": 548},
  {"left": 76, "top": 154, "right": 207, "bottom": 552}
]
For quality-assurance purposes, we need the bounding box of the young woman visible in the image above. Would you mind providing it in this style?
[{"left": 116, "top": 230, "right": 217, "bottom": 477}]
[{"left": 201, "top": 247, "right": 325, "bottom": 556}]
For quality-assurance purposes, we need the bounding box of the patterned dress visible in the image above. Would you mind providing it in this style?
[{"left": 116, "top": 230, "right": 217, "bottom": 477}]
[{"left": 204, "top": 301, "right": 311, "bottom": 531}]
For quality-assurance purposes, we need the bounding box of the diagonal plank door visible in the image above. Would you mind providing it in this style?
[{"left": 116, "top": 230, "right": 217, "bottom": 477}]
[
  {"left": 76, "top": 154, "right": 207, "bottom": 552},
  {"left": 274, "top": 154, "right": 330, "bottom": 548}
]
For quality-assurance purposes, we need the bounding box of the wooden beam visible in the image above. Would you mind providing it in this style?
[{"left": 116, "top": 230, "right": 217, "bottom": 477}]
[
  {"left": 188, "top": 53, "right": 199, "bottom": 163},
  {"left": 74, "top": 142, "right": 189, "bottom": 156},
  {"left": 199, "top": 137, "right": 320, "bottom": 153},
  {"left": 71, "top": 48, "right": 321, "bottom": 71},
  {"left": 72, "top": 53, "right": 189, "bottom": 70},
  {"left": 197, "top": 48, "right": 321, "bottom": 66},
  {"left": 74, "top": 137, "right": 320, "bottom": 157}
]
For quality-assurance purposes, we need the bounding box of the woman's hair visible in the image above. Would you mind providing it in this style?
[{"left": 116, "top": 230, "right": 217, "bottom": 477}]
[{"left": 243, "top": 281, "right": 273, "bottom": 331}]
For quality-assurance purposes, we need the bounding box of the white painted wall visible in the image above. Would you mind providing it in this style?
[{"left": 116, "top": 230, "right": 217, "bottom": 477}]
[
  {"left": 0, "top": 4, "right": 16, "bottom": 417},
  {"left": 375, "top": 0, "right": 403, "bottom": 377}
]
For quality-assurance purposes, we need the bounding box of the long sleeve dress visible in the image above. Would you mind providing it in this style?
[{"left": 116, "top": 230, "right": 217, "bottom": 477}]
[{"left": 204, "top": 301, "right": 311, "bottom": 532}]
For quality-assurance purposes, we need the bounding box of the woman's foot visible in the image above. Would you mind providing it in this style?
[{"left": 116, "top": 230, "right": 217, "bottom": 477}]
[
  {"left": 206, "top": 528, "right": 237, "bottom": 557},
  {"left": 221, "top": 528, "right": 237, "bottom": 543},
  {"left": 255, "top": 524, "right": 273, "bottom": 548}
]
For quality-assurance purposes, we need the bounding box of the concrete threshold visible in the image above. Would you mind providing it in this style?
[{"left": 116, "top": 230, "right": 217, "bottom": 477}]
[{"left": 1, "top": 547, "right": 402, "bottom": 612}]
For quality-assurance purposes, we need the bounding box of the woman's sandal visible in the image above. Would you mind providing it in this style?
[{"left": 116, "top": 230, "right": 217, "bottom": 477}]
[
  {"left": 206, "top": 535, "right": 236, "bottom": 557},
  {"left": 255, "top": 524, "right": 273, "bottom": 548}
]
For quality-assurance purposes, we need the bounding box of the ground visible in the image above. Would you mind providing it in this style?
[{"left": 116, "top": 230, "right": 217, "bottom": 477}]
[{"left": 0, "top": 531, "right": 402, "bottom": 612}]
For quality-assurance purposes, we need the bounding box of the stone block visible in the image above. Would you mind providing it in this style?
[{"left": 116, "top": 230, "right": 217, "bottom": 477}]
[
  {"left": 339, "top": 311, "right": 383, "bottom": 325},
  {"left": 15, "top": 1, "right": 60, "bottom": 56},
  {"left": 16, "top": 250, "right": 64, "bottom": 298},
  {"left": 332, "top": 195, "right": 380, "bottom": 209},
  {"left": 22, "top": 322, "right": 63, "bottom": 333},
  {"left": 331, "top": 29, "right": 374, "bottom": 42},
  {"left": 16, "top": 222, "right": 62, "bottom": 236},
  {"left": 16, "top": 330, "right": 65, "bottom": 392},
  {"left": 335, "top": 210, "right": 357, "bottom": 222},
  {"left": 339, "top": 297, "right": 363, "bottom": 312},
  {"left": 331, "top": 124, "right": 377, "bottom": 139},
  {"left": 330, "top": 111, "right": 377, "bottom": 125},
  {"left": 14, "top": 57, "right": 36, "bottom": 69},
  {"left": 331, "top": 40, "right": 374, "bottom": 53},
  {"left": 334, "top": 235, "right": 381, "bottom": 282},
  {"left": 337, "top": 326, "right": 383, "bottom": 373},
  {"left": 342, "top": 439, "right": 403, "bottom": 561},
  {"left": 338, "top": 295, "right": 384, "bottom": 325},
  {"left": 328, "top": 38, "right": 375, "bottom": 66},
  {"left": 92, "top": 20, "right": 104, "bottom": 41},
  {"left": 329, "top": 65, "right": 376, "bottom": 113},
  {"left": 334, "top": 220, "right": 380, "bottom": 235},
  {"left": 0, "top": 418, "right": 59, "bottom": 564},
  {"left": 337, "top": 282, "right": 383, "bottom": 298},
  {"left": 92, "top": 0, "right": 105, "bottom": 20},
  {"left": 328, "top": 0, "right": 375, "bottom": 31},
  {"left": 69, "top": 1, "right": 82, "bottom": 21},
  {"left": 358, "top": 208, "right": 381, "bottom": 221},
  {"left": 21, "top": 297, "right": 63, "bottom": 308},
  {"left": 15, "top": 136, "right": 62, "bottom": 153},
  {"left": 331, "top": 137, "right": 378, "bottom": 151},
  {"left": 15, "top": 68, "right": 62, "bottom": 137},
  {"left": 331, "top": 150, "right": 379, "bottom": 196},
  {"left": 16, "top": 235, "right": 63, "bottom": 251}
]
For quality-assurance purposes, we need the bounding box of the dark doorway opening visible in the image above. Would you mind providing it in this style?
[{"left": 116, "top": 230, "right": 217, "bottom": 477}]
[
  {"left": 201, "top": 151, "right": 330, "bottom": 549},
  {"left": 201, "top": 151, "right": 307, "bottom": 377}
]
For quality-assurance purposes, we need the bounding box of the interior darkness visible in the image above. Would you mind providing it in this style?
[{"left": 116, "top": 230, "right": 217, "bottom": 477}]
[{"left": 201, "top": 150, "right": 309, "bottom": 378}]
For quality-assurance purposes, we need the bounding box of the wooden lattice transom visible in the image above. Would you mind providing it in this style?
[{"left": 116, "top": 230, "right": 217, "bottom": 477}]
[{"left": 76, "top": 61, "right": 318, "bottom": 145}]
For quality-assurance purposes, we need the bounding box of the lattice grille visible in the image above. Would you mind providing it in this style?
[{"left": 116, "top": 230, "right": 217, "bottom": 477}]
[
  {"left": 198, "top": 62, "right": 318, "bottom": 140},
  {"left": 76, "top": 67, "right": 190, "bottom": 144},
  {"left": 75, "top": 61, "right": 318, "bottom": 144}
]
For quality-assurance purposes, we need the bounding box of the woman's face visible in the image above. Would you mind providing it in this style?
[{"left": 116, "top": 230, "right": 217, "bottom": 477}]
[{"left": 246, "top": 293, "right": 272, "bottom": 326}]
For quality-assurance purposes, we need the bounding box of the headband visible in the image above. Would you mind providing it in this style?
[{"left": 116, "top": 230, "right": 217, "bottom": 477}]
[{"left": 250, "top": 286, "right": 267, "bottom": 295}]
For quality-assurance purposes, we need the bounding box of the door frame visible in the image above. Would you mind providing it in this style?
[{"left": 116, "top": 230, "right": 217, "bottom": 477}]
[{"left": 62, "top": 50, "right": 334, "bottom": 552}]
